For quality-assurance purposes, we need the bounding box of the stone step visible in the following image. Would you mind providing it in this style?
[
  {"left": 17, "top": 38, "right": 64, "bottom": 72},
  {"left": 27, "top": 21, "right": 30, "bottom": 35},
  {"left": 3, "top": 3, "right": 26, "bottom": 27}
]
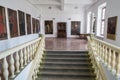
[
  {"left": 46, "top": 53, "right": 89, "bottom": 56},
  {"left": 41, "top": 64, "right": 92, "bottom": 69},
  {"left": 36, "top": 77, "right": 95, "bottom": 80},
  {"left": 37, "top": 51, "right": 95, "bottom": 80},
  {"left": 46, "top": 51, "right": 88, "bottom": 54},
  {"left": 40, "top": 68, "right": 94, "bottom": 74},
  {"left": 44, "top": 58, "right": 91, "bottom": 63},
  {"left": 39, "top": 72, "right": 95, "bottom": 78},
  {"left": 45, "top": 55, "right": 89, "bottom": 58},
  {"left": 44, "top": 57, "right": 90, "bottom": 60}
]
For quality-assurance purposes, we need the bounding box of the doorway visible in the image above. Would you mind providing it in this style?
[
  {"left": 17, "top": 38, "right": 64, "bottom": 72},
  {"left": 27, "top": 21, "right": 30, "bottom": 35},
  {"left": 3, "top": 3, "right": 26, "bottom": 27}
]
[{"left": 57, "top": 22, "right": 67, "bottom": 38}]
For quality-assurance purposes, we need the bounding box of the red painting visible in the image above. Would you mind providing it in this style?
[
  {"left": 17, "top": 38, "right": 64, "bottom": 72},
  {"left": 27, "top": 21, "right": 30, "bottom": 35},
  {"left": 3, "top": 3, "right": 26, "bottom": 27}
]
[
  {"left": 36, "top": 19, "right": 40, "bottom": 33},
  {"left": 32, "top": 18, "right": 36, "bottom": 33},
  {"left": 8, "top": 8, "right": 18, "bottom": 38},
  {"left": 0, "top": 6, "right": 7, "bottom": 40},
  {"left": 26, "top": 14, "right": 31, "bottom": 34},
  {"left": 18, "top": 10, "right": 25, "bottom": 35}
]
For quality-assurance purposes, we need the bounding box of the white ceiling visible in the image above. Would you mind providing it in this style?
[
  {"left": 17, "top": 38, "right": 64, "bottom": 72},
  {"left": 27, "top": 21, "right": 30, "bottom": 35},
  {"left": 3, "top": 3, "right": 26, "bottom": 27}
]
[{"left": 27, "top": 0, "right": 98, "bottom": 11}]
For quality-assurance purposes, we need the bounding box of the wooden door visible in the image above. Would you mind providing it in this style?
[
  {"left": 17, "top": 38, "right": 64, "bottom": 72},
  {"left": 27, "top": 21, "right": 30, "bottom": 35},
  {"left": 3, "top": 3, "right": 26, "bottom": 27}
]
[{"left": 57, "top": 22, "right": 66, "bottom": 38}]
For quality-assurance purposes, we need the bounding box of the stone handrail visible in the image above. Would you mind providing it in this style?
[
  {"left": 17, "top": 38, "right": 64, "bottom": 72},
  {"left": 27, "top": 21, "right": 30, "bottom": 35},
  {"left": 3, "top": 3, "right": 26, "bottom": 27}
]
[
  {"left": 87, "top": 36, "right": 107, "bottom": 80},
  {"left": 90, "top": 36, "right": 120, "bottom": 80},
  {"left": 0, "top": 36, "right": 45, "bottom": 80}
]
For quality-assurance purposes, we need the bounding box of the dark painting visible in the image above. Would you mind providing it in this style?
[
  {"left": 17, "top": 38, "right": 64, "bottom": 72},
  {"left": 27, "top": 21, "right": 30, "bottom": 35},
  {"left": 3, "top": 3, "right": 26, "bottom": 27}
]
[
  {"left": 71, "top": 21, "right": 80, "bottom": 35},
  {"left": 107, "top": 16, "right": 117, "bottom": 40},
  {"left": 18, "top": 10, "right": 25, "bottom": 35},
  {"left": 36, "top": 19, "right": 40, "bottom": 33},
  {"left": 26, "top": 14, "right": 31, "bottom": 34},
  {"left": 93, "top": 17, "right": 96, "bottom": 33},
  {"left": 45, "top": 20, "right": 53, "bottom": 34},
  {"left": 32, "top": 18, "right": 36, "bottom": 33},
  {"left": 0, "top": 6, "right": 7, "bottom": 40},
  {"left": 8, "top": 8, "right": 18, "bottom": 37}
]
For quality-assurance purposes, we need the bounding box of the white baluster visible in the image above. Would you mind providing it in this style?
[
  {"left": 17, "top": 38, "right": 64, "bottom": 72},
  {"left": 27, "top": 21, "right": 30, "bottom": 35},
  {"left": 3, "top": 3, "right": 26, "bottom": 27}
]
[
  {"left": 3, "top": 57, "right": 9, "bottom": 80},
  {"left": 102, "top": 45, "right": 105, "bottom": 63},
  {"left": 15, "top": 51, "right": 20, "bottom": 73},
  {"left": 111, "top": 50, "right": 116, "bottom": 74},
  {"left": 29, "top": 45, "right": 32, "bottom": 60},
  {"left": 116, "top": 53, "right": 120, "bottom": 77},
  {"left": 105, "top": 47, "right": 108, "bottom": 66},
  {"left": 108, "top": 48, "right": 112, "bottom": 69},
  {"left": 20, "top": 50, "right": 24, "bottom": 68},
  {"left": 10, "top": 54, "right": 15, "bottom": 78},
  {"left": 24, "top": 47, "right": 27, "bottom": 65},
  {"left": 27, "top": 46, "right": 30, "bottom": 62}
]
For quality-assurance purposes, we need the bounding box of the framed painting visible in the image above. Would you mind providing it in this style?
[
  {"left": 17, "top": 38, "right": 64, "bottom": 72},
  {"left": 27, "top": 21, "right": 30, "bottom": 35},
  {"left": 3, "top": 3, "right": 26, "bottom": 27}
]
[
  {"left": 36, "top": 19, "right": 40, "bottom": 33},
  {"left": 0, "top": 6, "right": 7, "bottom": 40},
  {"left": 32, "top": 18, "right": 36, "bottom": 33},
  {"left": 107, "top": 16, "right": 117, "bottom": 40},
  {"left": 71, "top": 21, "right": 80, "bottom": 35},
  {"left": 18, "top": 10, "right": 25, "bottom": 35},
  {"left": 93, "top": 17, "right": 96, "bottom": 33},
  {"left": 45, "top": 20, "right": 53, "bottom": 34},
  {"left": 26, "top": 14, "right": 31, "bottom": 34},
  {"left": 8, "top": 8, "right": 18, "bottom": 38}
]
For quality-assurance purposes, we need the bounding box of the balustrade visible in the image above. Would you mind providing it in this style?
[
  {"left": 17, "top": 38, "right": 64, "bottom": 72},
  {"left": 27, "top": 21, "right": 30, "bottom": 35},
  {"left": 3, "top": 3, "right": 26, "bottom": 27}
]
[
  {"left": 0, "top": 36, "right": 45, "bottom": 80},
  {"left": 88, "top": 36, "right": 120, "bottom": 80}
]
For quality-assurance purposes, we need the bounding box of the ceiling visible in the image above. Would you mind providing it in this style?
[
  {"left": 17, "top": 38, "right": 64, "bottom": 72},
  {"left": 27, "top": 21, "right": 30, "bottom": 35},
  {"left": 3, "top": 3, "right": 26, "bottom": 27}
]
[{"left": 27, "top": 0, "right": 98, "bottom": 11}]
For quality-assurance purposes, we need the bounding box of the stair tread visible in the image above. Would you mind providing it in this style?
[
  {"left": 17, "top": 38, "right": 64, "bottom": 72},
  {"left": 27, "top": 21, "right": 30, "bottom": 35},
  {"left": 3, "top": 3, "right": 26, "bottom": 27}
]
[
  {"left": 42, "top": 66, "right": 92, "bottom": 70},
  {"left": 46, "top": 54, "right": 88, "bottom": 56},
  {"left": 45, "top": 57, "right": 90, "bottom": 60},
  {"left": 37, "top": 77, "right": 95, "bottom": 80},
  {"left": 37, "top": 51, "right": 95, "bottom": 80},
  {"left": 43, "top": 61, "right": 91, "bottom": 64},
  {"left": 40, "top": 71, "right": 94, "bottom": 75},
  {"left": 46, "top": 51, "right": 88, "bottom": 53}
]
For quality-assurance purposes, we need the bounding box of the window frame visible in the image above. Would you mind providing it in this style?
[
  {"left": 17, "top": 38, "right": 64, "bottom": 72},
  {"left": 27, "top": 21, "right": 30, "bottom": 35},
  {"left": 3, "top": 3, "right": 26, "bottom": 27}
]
[{"left": 100, "top": 7, "right": 106, "bottom": 36}]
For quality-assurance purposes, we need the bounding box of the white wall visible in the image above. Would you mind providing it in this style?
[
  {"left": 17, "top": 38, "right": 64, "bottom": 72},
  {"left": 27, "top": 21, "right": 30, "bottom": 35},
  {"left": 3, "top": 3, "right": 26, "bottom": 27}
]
[
  {"left": 40, "top": 7, "right": 85, "bottom": 38},
  {"left": 86, "top": 0, "right": 120, "bottom": 47},
  {"left": 0, "top": 0, "right": 40, "bottom": 52}
]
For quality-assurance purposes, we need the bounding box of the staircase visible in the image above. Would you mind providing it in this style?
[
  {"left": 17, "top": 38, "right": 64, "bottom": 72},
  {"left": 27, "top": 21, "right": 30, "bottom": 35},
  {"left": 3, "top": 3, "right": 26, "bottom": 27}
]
[{"left": 36, "top": 51, "right": 96, "bottom": 80}]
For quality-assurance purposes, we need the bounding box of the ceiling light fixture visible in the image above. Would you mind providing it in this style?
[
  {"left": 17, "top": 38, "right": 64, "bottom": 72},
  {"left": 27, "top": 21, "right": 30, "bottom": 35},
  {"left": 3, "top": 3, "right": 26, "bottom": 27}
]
[
  {"left": 74, "top": 6, "right": 78, "bottom": 9},
  {"left": 48, "top": 6, "right": 52, "bottom": 9}
]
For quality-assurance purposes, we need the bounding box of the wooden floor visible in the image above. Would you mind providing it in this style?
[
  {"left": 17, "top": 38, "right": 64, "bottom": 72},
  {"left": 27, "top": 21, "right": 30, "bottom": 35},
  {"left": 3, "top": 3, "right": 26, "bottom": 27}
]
[{"left": 45, "top": 38, "right": 88, "bottom": 51}]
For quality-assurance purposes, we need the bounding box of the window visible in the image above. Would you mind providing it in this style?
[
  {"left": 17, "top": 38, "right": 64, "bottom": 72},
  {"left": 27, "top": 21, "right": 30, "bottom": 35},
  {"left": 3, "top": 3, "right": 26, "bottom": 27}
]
[
  {"left": 100, "top": 7, "right": 106, "bottom": 36},
  {"left": 97, "top": 2, "right": 106, "bottom": 37}
]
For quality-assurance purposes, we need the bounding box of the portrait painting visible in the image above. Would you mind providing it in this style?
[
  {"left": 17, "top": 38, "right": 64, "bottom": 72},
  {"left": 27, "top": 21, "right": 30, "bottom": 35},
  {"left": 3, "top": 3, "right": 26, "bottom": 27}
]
[
  {"left": 8, "top": 8, "right": 18, "bottom": 38},
  {"left": 26, "top": 14, "right": 31, "bottom": 34},
  {"left": 32, "top": 18, "right": 36, "bottom": 33},
  {"left": 107, "top": 16, "right": 117, "bottom": 40},
  {"left": 36, "top": 19, "right": 40, "bottom": 33},
  {"left": 0, "top": 6, "right": 7, "bottom": 40},
  {"left": 71, "top": 21, "right": 80, "bottom": 35},
  {"left": 18, "top": 10, "right": 25, "bottom": 35},
  {"left": 45, "top": 20, "right": 53, "bottom": 34}
]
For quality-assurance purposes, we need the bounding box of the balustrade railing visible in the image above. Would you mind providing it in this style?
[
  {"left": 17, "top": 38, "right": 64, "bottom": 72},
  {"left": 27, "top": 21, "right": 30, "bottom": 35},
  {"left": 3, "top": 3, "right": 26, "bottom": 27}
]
[
  {"left": 0, "top": 35, "right": 45, "bottom": 80},
  {"left": 87, "top": 35, "right": 120, "bottom": 80}
]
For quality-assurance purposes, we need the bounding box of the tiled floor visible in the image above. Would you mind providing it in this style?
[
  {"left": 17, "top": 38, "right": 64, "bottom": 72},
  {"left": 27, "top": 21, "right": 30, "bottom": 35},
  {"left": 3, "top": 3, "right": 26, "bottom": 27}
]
[{"left": 45, "top": 38, "right": 88, "bottom": 51}]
